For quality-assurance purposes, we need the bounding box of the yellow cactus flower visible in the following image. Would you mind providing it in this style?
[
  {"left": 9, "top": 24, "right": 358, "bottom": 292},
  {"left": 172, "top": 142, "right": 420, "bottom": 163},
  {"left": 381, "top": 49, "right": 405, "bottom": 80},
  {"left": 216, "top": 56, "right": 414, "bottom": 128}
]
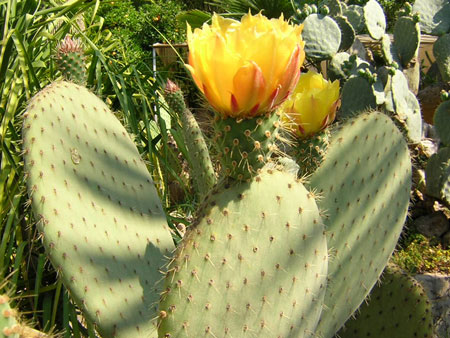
[
  {"left": 186, "top": 12, "right": 305, "bottom": 118},
  {"left": 280, "top": 71, "right": 340, "bottom": 137}
]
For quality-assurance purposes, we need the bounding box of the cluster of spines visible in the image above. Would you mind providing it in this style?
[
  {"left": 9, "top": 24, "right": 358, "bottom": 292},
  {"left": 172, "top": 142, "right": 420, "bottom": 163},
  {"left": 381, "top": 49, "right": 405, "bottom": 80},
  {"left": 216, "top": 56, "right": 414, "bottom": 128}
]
[
  {"left": 54, "top": 35, "right": 86, "bottom": 84},
  {"left": 213, "top": 112, "right": 280, "bottom": 181}
]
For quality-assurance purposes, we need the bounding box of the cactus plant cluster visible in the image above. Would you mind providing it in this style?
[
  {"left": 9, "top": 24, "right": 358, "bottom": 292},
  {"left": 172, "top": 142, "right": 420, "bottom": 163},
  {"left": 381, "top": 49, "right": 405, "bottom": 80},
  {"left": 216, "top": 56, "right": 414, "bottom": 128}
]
[
  {"left": 18, "top": 1, "right": 450, "bottom": 337},
  {"left": 292, "top": 0, "right": 426, "bottom": 144}
]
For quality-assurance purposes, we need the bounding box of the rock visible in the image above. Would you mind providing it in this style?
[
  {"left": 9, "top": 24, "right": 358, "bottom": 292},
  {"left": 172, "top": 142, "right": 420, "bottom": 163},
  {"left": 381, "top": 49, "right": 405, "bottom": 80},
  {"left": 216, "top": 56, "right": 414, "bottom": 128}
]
[
  {"left": 414, "top": 211, "right": 450, "bottom": 238},
  {"left": 415, "top": 273, "right": 450, "bottom": 338}
]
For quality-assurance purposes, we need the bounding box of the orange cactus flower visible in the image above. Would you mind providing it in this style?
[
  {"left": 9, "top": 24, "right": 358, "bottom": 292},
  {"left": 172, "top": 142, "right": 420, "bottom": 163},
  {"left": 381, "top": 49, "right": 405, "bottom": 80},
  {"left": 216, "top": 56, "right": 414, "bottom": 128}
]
[
  {"left": 186, "top": 13, "right": 305, "bottom": 118},
  {"left": 280, "top": 71, "right": 340, "bottom": 137}
]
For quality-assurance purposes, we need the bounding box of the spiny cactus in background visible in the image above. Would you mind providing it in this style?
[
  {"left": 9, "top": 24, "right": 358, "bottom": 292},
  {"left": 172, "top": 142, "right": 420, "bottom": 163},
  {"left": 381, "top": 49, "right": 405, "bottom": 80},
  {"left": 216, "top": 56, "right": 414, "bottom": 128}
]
[
  {"left": 336, "top": 265, "right": 434, "bottom": 338},
  {"left": 294, "top": 0, "right": 423, "bottom": 143},
  {"left": 54, "top": 35, "right": 86, "bottom": 84},
  {"left": 23, "top": 81, "right": 174, "bottom": 338},
  {"left": 412, "top": 0, "right": 450, "bottom": 36},
  {"left": 163, "top": 80, "right": 216, "bottom": 199}
]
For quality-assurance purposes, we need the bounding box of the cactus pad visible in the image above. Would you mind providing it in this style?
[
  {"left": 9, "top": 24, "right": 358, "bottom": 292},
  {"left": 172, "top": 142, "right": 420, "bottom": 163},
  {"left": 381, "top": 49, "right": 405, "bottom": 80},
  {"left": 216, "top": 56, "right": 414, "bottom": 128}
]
[
  {"left": 302, "top": 14, "right": 341, "bottom": 59},
  {"left": 158, "top": 169, "right": 328, "bottom": 338},
  {"left": 55, "top": 36, "right": 86, "bottom": 84},
  {"left": 412, "top": 0, "right": 450, "bottom": 35},
  {"left": 294, "top": 131, "right": 330, "bottom": 177},
  {"left": 391, "top": 71, "right": 423, "bottom": 143},
  {"left": 339, "top": 76, "right": 377, "bottom": 118},
  {"left": 434, "top": 100, "right": 450, "bottom": 146},
  {"left": 363, "top": 0, "right": 386, "bottom": 40},
  {"left": 334, "top": 16, "right": 356, "bottom": 52},
  {"left": 381, "top": 34, "right": 401, "bottom": 66},
  {"left": 393, "top": 16, "right": 420, "bottom": 67},
  {"left": 426, "top": 147, "right": 450, "bottom": 204},
  {"left": 308, "top": 112, "right": 412, "bottom": 337},
  {"left": 433, "top": 33, "right": 450, "bottom": 83},
  {"left": 213, "top": 113, "right": 279, "bottom": 181},
  {"left": 22, "top": 82, "right": 175, "bottom": 338},
  {"left": 344, "top": 5, "right": 365, "bottom": 34},
  {"left": 164, "top": 81, "right": 216, "bottom": 199},
  {"left": 336, "top": 265, "right": 434, "bottom": 338}
]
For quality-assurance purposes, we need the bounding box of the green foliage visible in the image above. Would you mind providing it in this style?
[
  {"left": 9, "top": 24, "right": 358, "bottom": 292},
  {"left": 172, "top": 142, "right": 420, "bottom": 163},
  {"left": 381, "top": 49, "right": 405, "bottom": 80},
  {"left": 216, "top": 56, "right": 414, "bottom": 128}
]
[
  {"left": 209, "top": 0, "right": 294, "bottom": 18},
  {"left": 393, "top": 233, "right": 450, "bottom": 274},
  {"left": 97, "top": 0, "right": 186, "bottom": 63}
]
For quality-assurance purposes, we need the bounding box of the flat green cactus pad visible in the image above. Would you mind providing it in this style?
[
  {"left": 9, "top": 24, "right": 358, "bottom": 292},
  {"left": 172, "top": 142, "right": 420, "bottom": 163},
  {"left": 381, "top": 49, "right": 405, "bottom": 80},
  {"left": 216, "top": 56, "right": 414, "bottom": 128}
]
[
  {"left": 426, "top": 147, "right": 450, "bottom": 204},
  {"left": 302, "top": 14, "right": 341, "bottom": 59},
  {"left": 413, "top": 0, "right": 450, "bottom": 35},
  {"left": 23, "top": 81, "right": 175, "bottom": 338},
  {"left": 339, "top": 76, "right": 377, "bottom": 118},
  {"left": 344, "top": 4, "right": 365, "bottom": 34},
  {"left": 393, "top": 16, "right": 420, "bottom": 67},
  {"left": 391, "top": 71, "right": 423, "bottom": 143},
  {"left": 158, "top": 169, "right": 328, "bottom": 338},
  {"left": 333, "top": 16, "right": 355, "bottom": 52},
  {"left": 308, "top": 112, "right": 412, "bottom": 337},
  {"left": 363, "top": 0, "right": 386, "bottom": 40},
  {"left": 434, "top": 100, "right": 450, "bottom": 146},
  {"left": 433, "top": 33, "right": 450, "bottom": 83},
  {"left": 336, "top": 265, "right": 433, "bottom": 338},
  {"left": 381, "top": 34, "right": 401, "bottom": 66}
]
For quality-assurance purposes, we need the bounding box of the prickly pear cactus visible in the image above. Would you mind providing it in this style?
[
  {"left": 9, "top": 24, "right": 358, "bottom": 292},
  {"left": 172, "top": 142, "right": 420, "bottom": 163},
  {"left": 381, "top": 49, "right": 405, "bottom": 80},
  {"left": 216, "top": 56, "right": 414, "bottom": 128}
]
[
  {"left": 22, "top": 81, "right": 175, "bottom": 338},
  {"left": 393, "top": 16, "right": 420, "bottom": 68},
  {"left": 363, "top": 0, "right": 386, "bottom": 40},
  {"left": 336, "top": 265, "right": 434, "bottom": 338},
  {"left": 433, "top": 33, "right": 450, "bottom": 83},
  {"left": 55, "top": 36, "right": 86, "bottom": 84},
  {"left": 339, "top": 76, "right": 377, "bottom": 117},
  {"left": 213, "top": 113, "right": 280, "bottom": 180},
  {"left": 164, "top": 80, "right": 216, "bottom": 199},
  {"left": 434, "top": 100, "right": 450, "bottom": 146},
  {"left": 301, "top": 13, "right": 341, "bottom": 59},
  {"left": 158, "top": 169, "right": 328, "bottom": 338},
  {"left": 308, "top": 112, "right": 412, "bottom": 337},
  {"left": 412, "top": 0, "right": 450, "bottom": 35},
  {"left": 426, "top": 147, "right": 450, "bottom": 204},
  {"left": 294, "top": 131, "right": 330, "bottom": 177}
]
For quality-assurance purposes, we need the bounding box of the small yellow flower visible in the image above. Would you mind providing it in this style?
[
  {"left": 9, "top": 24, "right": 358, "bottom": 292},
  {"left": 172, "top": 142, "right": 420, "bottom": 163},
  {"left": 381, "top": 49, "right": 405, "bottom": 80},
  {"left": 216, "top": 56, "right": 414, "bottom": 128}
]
[
  {"left": 186, "top": 13, "right": 305, "bottom": 118},
  {"left": 280, "top": 71, "right": 340, "bottom": 137}
]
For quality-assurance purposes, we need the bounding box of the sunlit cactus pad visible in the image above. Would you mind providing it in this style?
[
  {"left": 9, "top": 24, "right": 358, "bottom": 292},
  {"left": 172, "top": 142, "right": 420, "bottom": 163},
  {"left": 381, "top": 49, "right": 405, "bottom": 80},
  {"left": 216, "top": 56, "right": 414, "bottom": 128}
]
[
  {"left": 336, "top": 265, "right": 433, "bottom": 338},
  {"left": 308, "top": 112, "right": 412, "bottom": 337},
  {"left": 22, "top": 81, "right": 174, "bottom": 338},
  {"left": 158, "top": 169, "right": 328, "bottom": 338}
]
